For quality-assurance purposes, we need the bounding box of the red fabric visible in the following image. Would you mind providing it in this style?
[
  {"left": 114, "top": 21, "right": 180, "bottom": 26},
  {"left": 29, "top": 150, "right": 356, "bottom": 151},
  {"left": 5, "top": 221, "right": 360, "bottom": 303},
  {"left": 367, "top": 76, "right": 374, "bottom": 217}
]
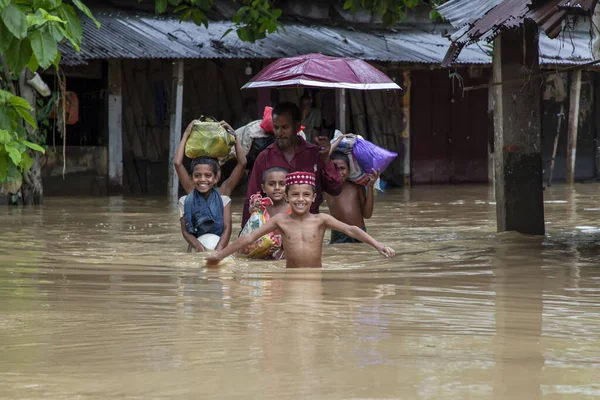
[
  {"left": 241, "top": 139, "right": 343, "bottom": 228},
  {"left": 260, "top": 107, "right": 274, "bottom": 132},
  {"left": 259, "top": 106, "right": 306, "bottom": 133},
  {"left": 286, "top": 172, "right": 316, "bottom": 187}
]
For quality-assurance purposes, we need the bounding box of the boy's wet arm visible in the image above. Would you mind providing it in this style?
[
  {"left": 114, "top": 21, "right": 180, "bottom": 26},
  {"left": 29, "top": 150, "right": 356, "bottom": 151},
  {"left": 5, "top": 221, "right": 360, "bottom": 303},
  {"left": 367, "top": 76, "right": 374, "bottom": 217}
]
[
  {"left": 215, "top": 216, "right": 279, "bottom": 259},
  {"left": 323, "top": 214, "right": 382, "bottom": 250}
]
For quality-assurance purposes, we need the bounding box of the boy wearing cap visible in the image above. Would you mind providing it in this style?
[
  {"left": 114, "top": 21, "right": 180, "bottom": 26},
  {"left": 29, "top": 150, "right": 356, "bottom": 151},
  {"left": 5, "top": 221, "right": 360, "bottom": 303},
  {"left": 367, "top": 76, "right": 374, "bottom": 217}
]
[{"left": 206, "top": 172, "right": 395, "bottom": 268}]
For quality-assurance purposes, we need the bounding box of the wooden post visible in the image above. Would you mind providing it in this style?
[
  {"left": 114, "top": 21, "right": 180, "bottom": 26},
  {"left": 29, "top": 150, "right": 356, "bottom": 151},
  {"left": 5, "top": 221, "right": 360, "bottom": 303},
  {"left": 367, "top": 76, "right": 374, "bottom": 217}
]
[
  {"left": 492, "top": 21, "right": 545, "bottom": 235},
  {"left": 566, "top": 70, "right": 582, "bottom": 184},
  {"left": 168, "top": 60, "right": 184, "bottom": 200},
  {"left": 108, "top": 60, "right": 123, "bottom": 193},
  {"left": 401, "top": 71, "right": 411, "bottom": 187},
  {"left": 336, "top": 88, "right": 347, "bottom": 133},
  {"left": 487, "top": 76, "right": 494, "bottom": 185}
]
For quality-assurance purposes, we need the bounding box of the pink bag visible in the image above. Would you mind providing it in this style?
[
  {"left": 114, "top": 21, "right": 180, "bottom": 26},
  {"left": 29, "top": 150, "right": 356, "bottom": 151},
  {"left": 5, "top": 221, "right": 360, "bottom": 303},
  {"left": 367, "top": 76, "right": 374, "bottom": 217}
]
[{"left": 353, "top": 137, "right": 397, "bottom": 173}]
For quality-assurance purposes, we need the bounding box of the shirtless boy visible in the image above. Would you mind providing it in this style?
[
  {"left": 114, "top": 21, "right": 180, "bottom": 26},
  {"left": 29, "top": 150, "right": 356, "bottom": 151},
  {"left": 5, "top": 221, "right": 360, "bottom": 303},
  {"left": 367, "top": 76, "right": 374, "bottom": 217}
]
[
  {"left": 206, "top": 172, "right": 395, "bottom": 268},
  {"left": 325, "top": 152, "right": 379, "bottom": 244}
]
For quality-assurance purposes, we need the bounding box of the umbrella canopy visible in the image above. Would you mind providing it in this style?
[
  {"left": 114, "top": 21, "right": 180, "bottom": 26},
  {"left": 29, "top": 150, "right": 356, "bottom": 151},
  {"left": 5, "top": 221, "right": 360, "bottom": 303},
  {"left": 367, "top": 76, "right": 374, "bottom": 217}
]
[{"left": 242, "top": 53, "right": 401, "bottom": 90}]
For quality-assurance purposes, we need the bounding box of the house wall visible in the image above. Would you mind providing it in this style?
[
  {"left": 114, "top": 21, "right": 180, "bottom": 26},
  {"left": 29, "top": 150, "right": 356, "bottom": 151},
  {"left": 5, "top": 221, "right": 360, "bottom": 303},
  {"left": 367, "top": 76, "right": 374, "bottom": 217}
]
[{"left": 410, "top": 68, "right": 490, "bottom": 184}]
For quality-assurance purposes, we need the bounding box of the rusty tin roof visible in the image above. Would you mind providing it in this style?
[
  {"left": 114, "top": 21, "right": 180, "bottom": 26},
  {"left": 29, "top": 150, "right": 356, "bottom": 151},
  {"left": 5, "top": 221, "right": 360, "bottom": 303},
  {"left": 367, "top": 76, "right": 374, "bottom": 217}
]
[{"left": 438, "top": 0, "right": 599, "bottom": 66}]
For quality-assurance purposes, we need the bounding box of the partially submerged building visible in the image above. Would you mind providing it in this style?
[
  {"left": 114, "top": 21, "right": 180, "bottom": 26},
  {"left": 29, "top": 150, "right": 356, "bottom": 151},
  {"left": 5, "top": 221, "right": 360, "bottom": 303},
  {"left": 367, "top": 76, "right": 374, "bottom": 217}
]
[{"left": 43, "top": 0, "right": 600, "bottom": 196}]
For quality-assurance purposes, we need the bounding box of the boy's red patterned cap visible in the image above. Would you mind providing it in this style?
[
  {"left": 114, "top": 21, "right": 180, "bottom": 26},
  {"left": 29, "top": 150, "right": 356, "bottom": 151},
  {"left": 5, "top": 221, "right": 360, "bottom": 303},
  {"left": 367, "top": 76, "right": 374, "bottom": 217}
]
[{"left": 286, "top": 172, "right": 316, "bottom": 187}]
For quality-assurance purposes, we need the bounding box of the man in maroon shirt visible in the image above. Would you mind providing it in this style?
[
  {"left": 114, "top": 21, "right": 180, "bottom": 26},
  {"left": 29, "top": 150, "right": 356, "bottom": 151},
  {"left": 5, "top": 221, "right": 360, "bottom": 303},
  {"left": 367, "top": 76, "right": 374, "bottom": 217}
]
[{"left": 241, "top": 102, "right": 343, "bottom": 228}]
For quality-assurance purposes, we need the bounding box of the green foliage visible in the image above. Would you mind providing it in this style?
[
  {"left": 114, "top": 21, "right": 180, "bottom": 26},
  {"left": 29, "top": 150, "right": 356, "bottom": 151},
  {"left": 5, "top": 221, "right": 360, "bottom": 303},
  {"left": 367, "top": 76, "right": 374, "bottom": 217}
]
[
  {"left": 152, "top": 0, "right": 444, "bottom": 43},
  {"left": 0, "top": 90, "right": 44, "bottom": 187},
  {"left": 0, "top": 0, "right": 98, "bottom": 187},
  {"left": 153, "top": 0, "right": 283, "bottom": 43}
]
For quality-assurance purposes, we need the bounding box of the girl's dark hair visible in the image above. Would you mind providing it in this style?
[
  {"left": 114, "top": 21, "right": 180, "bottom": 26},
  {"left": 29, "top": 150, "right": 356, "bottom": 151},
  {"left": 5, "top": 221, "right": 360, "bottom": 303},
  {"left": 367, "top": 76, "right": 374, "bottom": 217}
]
[
  {"left": 190, "top": 156, "right": 219, "bottom": 175},
  {"left": 330, "top": 151, "right": 350, "bottom": 167}
]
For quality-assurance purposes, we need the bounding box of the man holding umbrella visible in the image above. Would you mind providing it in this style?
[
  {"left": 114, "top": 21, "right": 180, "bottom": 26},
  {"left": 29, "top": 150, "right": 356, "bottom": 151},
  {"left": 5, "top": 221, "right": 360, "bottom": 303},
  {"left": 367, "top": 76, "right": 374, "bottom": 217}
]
[{"left": 241, "top": 102, "right": 342, "bottom": 228}]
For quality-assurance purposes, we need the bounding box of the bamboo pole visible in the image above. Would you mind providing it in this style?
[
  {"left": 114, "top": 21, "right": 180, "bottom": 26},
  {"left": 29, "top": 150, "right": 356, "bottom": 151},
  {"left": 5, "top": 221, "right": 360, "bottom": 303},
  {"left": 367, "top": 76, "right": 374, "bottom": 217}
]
[
  {"left": 566, "top": 71, "right": 582, "bottom": 185},
  {"left": 547, "top": 104, "right": 564, "bottom": 186}
]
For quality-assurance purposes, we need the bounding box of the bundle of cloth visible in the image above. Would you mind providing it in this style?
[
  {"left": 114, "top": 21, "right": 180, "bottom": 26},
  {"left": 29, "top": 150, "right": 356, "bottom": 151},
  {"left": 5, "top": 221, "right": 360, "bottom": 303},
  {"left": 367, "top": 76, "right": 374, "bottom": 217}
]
[
  {"left": 330, "top": 130, "right": 398, "bottom": 186},
  {"left": 237, "top": 192, "right": 285, "bottom": 260}
]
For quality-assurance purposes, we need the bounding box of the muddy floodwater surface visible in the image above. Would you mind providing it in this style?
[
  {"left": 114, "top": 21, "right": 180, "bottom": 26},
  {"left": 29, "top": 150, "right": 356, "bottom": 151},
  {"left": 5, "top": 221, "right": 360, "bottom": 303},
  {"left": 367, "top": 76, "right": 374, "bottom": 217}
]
[{"left": 1, "top": 184, "right": 600, "bottom": 399}]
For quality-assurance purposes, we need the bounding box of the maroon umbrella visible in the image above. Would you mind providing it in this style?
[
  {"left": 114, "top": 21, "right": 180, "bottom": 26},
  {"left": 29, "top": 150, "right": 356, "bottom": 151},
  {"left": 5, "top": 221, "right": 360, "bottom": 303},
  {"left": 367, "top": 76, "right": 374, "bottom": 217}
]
[{"left": 242, "top": 53, "right": 401, "bottom": 90}]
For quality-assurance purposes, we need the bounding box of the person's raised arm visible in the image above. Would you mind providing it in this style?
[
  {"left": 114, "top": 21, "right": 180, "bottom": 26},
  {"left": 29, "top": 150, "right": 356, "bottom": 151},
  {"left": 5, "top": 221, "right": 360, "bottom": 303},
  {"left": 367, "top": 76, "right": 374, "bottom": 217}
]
[
  {"left": 362, "top": 169, "right": 380, "bottom": 219},
  {"left": 322, "top": 214, "right": 395, "bottom": 258},
  {"left": 218, "top": 121, "right": 247, "bottom": 197},
  {"left": 174, "top": 120, "right": 197, "bottom": 194},
  {"left": 215, "top": 203, "right": 232, "bottom": 251},
  {"left": 329, "top": 134, "right": 355, "bottom": 155},
  {"left": 206, "top": 215, "right": 280, "bottom": 266},
  {"left": 315, "top": 136, "right": 343, "bottom": 196}
]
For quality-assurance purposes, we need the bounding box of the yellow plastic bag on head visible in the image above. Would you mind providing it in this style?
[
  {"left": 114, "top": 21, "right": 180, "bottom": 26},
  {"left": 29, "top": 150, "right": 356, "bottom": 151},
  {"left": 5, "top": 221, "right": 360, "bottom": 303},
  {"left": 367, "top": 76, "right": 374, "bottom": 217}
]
[{"left": 185, "top": 118, "right": 236, "bottom": 159}]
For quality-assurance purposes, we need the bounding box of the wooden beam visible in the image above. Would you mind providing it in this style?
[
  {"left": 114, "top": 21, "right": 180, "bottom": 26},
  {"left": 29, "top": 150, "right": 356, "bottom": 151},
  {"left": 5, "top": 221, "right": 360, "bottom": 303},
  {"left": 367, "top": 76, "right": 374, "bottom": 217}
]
[
  {"left": 168, "top": 60, "right": 184, "bottom": 200},
  {"left": 336, "top": 88, "right": 347, "bottom": 133},
  {"left": 492, "top": 21, "right": 545, "bottom": 235},
  {"left": 566, "top": 70, "right": 582, "bottom": 185},
  {"left": 107, "top": 59, "right": 123, "bottom": 192},
  {"left": 401, "top": 71, "right": 411, "bottom": 187}
]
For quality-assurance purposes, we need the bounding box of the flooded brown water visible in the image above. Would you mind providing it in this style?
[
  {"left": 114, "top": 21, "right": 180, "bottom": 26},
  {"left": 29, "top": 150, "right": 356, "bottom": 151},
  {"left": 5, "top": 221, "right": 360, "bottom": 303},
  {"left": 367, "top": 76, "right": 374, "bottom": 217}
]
[{"left": 1, "top": 184, "right": 600, "bottom": 399}]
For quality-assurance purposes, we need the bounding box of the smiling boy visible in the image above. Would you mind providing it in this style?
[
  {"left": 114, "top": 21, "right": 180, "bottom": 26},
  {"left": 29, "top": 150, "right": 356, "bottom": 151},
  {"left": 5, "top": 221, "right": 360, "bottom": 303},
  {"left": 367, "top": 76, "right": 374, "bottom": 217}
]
[{"left": 206, "top": 172, "right": 395, "bottom": 268}]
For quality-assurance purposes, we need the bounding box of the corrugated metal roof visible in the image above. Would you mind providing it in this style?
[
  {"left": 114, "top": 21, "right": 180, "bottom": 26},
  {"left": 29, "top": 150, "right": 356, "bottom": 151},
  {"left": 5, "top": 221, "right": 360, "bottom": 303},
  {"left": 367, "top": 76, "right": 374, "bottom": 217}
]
[
  {"left": 439, "top": 0, "right": 599, "bottom": 66},
  {"left": 436, "top": 0, "right": 503, "bottom": 28},
  {"left": 58, "top": 8, "right": 594, "bottom": 67}
]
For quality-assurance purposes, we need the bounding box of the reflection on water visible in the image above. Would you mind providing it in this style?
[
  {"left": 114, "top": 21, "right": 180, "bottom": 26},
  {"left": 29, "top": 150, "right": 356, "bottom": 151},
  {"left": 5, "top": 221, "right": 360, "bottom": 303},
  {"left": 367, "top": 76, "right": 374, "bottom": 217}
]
[{"left": 1, "top": 184, "right": 600, "bottom": 399}]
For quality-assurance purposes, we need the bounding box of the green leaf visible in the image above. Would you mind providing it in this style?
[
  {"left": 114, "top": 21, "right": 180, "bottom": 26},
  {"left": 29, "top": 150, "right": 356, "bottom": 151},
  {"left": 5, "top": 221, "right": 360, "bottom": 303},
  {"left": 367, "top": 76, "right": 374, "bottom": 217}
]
[
  {"left": 266, "top": 21, "right": 277, "bottom": 33},
  {"left": 220, "top": 27, "right": 233, "bottom": 39},
  {"left": 72, "top": 0, "right": 100, "bottom": 29},
  {"left": 0, "top": 129, "right": 10, "bottom": 144},
  {"left": 237, "top": 27, "right": 248, "bottom": 41},
  {"left": 53, "top": 49, "right": 61, "bottom": 67},
  {"left": 48, "top": 23, "right": 64, "bottom": 42},
  {"left": 6, "top": 161, "right": 20, "bottom": 182},
  {"left": 180, "top": 8, "right": 192, "bottom": 21},
  {"left": 15, "top": 107, "right": 36, "bottom": 129},
  {"left": 173, "top": 4, "right": 187, "bottom": 13},
  {"left": 8, "top": 95, "right": 32, "bottom": 111},
  {"left": 6, "top": 145, "right": 21, "bottom": 166},
  {"left": 30, "top": 26, "right": 58, "bottom": 69},
  {"left": 20, "top": 151, "right": 33, "bottom": 171},
  {"left": 27, "top": 11, "right": 48, "bottom": 28},
  {"left": 33, "top": 0, "right": 62, "bottom": 9},
  {"left": 190, "top": 8, "right": 207, "bottom": 27},
  {"left": 0, "top": 153, "right": 7, "bottom": 182},
  {"left": 0, "top": 0, "right": 11, "bottom": 9},
  {"left": 26, "top": 51, "right": 40, "bottom": 72},
  {"left": 23, "top": 141, "right": 45, "bottom": 153},
  {"left": 272, "top": 8, "right": 281, "bottom": 18},
  {"left": 343, "top": 0, "right": 352, "bottom": 10},
  {"left": 155, "top": 0, "right": 167, "bottom": 13},
  {"left": 1, "top": 4, "right": 26, "bottom": 39},
  {"left": 57, "top": 4, "right": 82, "bottom": 44},
  {"left": 5, "top": 38, "right": 32, "bottom": 75},
  {"left": 0, "top": 20, "right": 14, "bottom": 52}
]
